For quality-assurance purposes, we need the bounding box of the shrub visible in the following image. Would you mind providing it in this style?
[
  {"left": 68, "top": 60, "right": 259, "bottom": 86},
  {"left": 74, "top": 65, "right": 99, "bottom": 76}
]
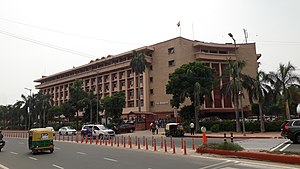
[
  {"left": 197, "top": 142, "right": 244, "bottom": 152},
  {"left": 210, "top": 124, "right": 220, "bottom": 132}
]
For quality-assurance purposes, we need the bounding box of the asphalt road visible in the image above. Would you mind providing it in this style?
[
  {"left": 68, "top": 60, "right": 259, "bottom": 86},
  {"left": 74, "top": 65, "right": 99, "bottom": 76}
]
[{"left": 1, "top": 138, "right": 300, "bottom": 169}]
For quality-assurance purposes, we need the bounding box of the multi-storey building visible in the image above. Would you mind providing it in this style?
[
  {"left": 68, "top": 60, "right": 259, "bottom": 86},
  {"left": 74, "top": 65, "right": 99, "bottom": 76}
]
[{"left": 34, "top": 37, "right": 261, "bottom": 119}]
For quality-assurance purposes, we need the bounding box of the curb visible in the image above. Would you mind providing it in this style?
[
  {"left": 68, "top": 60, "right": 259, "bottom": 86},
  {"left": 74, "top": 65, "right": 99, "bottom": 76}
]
[
  {"left": 197, "top": 148, "right": 300, "bottom": 165},
  {"left": 184, "top": 135, "right": 283, "bottom": 139}
]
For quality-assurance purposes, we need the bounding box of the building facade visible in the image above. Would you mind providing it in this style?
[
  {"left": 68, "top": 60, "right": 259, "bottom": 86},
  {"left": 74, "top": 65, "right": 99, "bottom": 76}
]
[{"left": 34, "top": 37, "right": 261, "bottom": 119}]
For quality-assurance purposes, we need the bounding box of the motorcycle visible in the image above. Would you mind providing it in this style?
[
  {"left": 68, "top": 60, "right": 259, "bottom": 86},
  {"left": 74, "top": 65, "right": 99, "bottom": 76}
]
[{"left": 0, "top": 140, "right": 5, "bottom": 152}]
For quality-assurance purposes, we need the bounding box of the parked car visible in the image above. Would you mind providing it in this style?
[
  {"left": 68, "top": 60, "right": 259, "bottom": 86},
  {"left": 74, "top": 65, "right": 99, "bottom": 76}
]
[
  {"left": 281, "top": 119, "right": 300, "bottom": 143},
  {"left": 58, "top": 126, "right": 77, "bottom": 135},
  {"left": 81, "top": 124, "right": 115, "bottom": 139},
  {"left": 46, "top": 127, "right": 55, "bottom": 136},
  {"left": 113, "top": 123, "right": 135, "bottom": 134}
]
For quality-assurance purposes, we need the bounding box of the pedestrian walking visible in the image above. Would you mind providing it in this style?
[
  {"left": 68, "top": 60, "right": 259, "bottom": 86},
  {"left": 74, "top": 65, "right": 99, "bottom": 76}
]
[{"left": 190, "top": 121, "right": 195, "bottom": 135}]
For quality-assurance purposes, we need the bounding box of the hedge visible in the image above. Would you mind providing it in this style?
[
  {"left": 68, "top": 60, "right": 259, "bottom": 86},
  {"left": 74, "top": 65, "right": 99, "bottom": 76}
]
[{"left": 197, "top": 119, "right": 284, "bottom": 132}]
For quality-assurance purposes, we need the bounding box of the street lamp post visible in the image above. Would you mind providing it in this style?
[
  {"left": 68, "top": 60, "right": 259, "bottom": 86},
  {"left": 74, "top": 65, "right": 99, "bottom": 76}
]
[
  {"left": 96, "top": 71, "right": 99, "bottom": 124},
  {"left": 228, "top": 33, "right": 246, "bottom": 136},
  {"left": 24, "top": 87, "right": 32, "bottom": 130}
]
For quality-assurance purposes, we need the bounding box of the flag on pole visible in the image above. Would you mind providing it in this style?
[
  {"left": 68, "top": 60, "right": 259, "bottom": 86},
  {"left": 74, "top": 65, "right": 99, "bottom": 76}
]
[{"left": 177, "top": 21, "right": 180, "bottom": 27}]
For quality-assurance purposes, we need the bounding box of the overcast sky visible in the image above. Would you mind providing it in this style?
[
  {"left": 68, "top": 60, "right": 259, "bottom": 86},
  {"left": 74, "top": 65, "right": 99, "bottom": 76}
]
[{"left": 0, "top": 0, "right": 299, "bottom": 105}]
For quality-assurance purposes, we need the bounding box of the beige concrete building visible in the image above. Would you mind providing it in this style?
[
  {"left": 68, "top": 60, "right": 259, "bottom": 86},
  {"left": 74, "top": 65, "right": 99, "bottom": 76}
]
[{"left": 34, "top": 37, "right": 260, "bottom": 119}]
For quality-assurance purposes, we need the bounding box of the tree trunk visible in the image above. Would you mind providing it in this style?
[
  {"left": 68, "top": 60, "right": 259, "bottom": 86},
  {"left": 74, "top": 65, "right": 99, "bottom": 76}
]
[
  {"left": 259, "top": 103, "right": 265, "bottom": 132},
  {"left": 194, "top": 109, "right": 199, "bottom": 133},
  {"left": 285, "top": 100, "right": 291, "bottom": 120}
]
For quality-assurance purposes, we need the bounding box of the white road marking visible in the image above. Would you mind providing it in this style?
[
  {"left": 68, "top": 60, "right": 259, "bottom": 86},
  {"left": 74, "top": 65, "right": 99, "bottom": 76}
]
[
  {"left": 237, "top": 161, "right": 298, "bottom": 169},
  {"left": 279, "top": 143, "right": 291, "bottom": 152},
  {"left": 104, "top": 157, "right": 118, "bottom": 162},
  {"left": 199, "top": 160, "right": 231, "bottom": 169},
  {"left": 192, "top": 155, "right": 298, "bottom": 169},
  {"left": 52, "top": 164, "right": 64, "bottom": 169},
  {"left": 0, "top": 163, "right": 10, "bottom": 169},
  {"left": 10, "top": 152, "right": 18, "bottom": 155},
  {"left": 28, "top": 157, "right": 38, "bottom": 161},
  {"left": 76, "top": 152, "right": 86, "bottom": 155},
  {"left": 18, "top": 142, "right": 24, "bottom": 145},
  {"left": 55, "top": 147, "right": 61, "bottom": 150},
  {"left": 270, "top": 140, "right": 290, "bottom": 152}
]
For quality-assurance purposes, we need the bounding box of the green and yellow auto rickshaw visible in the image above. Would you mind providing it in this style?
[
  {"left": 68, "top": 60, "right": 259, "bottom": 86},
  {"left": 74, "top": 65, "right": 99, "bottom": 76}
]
[
  {"left": 28, "top": 128, "right": 54, "bottom": 154},
  {"left": 165, "top": 123, "right": 184, "bottom": 137}
]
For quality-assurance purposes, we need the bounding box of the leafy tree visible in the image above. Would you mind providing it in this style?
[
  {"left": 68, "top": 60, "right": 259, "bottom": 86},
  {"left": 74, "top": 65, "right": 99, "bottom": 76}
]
[
  {"left": 81, "top": 91, "right": 97, "bottom": 124},
  {"left": 166, "top": 62, "right": 215, "bottom": 132},
  {"left": 68, "top": 79, "right": 88, "bottom": 130},
  {"left": 35, "top": 92, "right": 51, "bottom": 127},
  {"left": 48, "top": 105, "right": 63, "bottom": 123},
  {"left": 243, "top": 71, "right": 270, "bottom": 132},
  {"left": 221, "top": 59, "right": 246, "bottom": 132},
  {"left": 103, "top": 91, "right": 126, "bottom": 124},
  {"left": 267, "top": 62, "right": 300, "bottom": 119},
  {"left": 130, "top": 50, "right": 150, "bottom": 113}
]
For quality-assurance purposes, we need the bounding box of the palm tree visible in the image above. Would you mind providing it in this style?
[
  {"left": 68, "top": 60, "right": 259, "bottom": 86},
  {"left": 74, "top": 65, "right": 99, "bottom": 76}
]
[
  {"left": 268, "top": 62, "right": 300, "bottom": 119},
  {"left": 221, "top": 59, "right": 246, "bottom": 132},
  {"left": 243, "top": 71, "right": 271, "bottom": 132},
  {"left": 130, "top": 50, "right": 150, "bottom": 113}
]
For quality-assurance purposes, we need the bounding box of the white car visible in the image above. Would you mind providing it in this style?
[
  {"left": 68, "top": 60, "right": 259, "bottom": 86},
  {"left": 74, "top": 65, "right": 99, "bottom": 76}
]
[
  {"left": 81, "top": 124, "right": 115, "bottom": 139},
  {"left": 58, "top": 126, "right": 77, "bottom": 135}
]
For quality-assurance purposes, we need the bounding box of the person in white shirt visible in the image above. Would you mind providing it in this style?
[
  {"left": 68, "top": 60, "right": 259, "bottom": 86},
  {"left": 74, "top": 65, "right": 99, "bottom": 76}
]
[{"left": 190, "top": 121, "right": 195, "bottom": 135}]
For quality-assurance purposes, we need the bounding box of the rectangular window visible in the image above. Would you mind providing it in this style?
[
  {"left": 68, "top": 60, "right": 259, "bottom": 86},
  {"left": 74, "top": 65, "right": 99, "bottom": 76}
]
[
  {"left": 150, "top": 89, "right": 154, "bottom": 94},
  {"left": 168, "top": 60, "right": 175, "bottom": 67},
  {"left": 168, "top": 47, "right": 175, "bottom": 54},
  {"left": 150, "top": 77, "right": 153, "bottom": 82},
  {"left": 150, "top": 65, "right": 153, "bottom": 70},
  {"left": 150, "top": 101, "right": 154, "bottom": 107}
]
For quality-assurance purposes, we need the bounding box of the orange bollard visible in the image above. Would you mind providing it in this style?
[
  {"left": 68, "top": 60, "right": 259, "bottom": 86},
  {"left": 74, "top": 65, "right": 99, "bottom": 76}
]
[
  {"left": 96, "top": 136, "right": 99, "bottom": 145},
  {"left": 123, "top": 137, "right": 126, "bottom": 148},
  {"left": 203, "top": 132, "right": 207, "bottom": 144},
  {"left": 172, "top": 141, "right": 176, "bottom": 154},
  {"left": 164, "top": 139, "right": 167, "bottom": 153},
  {"left": 85, "top": 136, "right": 88, "bottom": 144},
  {"left": 117, "top": 136, "right": 119, "bottom": 147},
  {"left": 145, "top": 138, "right": 148, "bottom": 150},
  {"left": 184, "top": 140, "right": 187, "bottom": 155},
  {"left": 90, "top": 136, "right": 93, "bottom": 144},
  {"left": 129, "top": 136, "right": 132, "bottom": 149},
  {"left": 138, "top": 138, "right": 140, "bottom": 149},
  {"left": 108, "top": 136, "right": 111, "bottom": 145},
  {"left": 111, "top": 138, "right": 113, "bottom": 147},
  {"left": 143, "top": 136, "right": 145, "bottom": 146},
  {"left": 154, "top": 138, "right": 156, "bottom": 151},
  {"left": 114, "top": 136, "right": 117, "bottom": 145},
  {"left": 192, "top": 138, "right": 195, "bottom": 150},
  {"left": 170, "top": 136, "right": 173, "bottom": 149},
  {"left": 135, "top": 136, "right": 137, "bottom": 146}
]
